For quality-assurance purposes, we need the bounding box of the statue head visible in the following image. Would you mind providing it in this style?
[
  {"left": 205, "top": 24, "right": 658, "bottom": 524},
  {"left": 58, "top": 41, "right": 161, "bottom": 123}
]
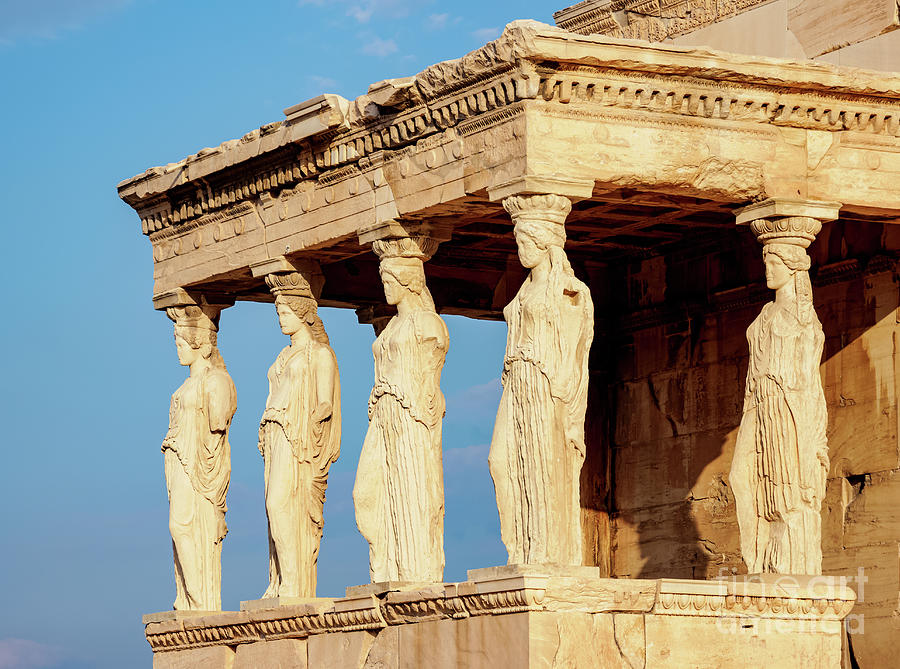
[
  {"left": 379, "top": 257, "right": 427, "bottom": 306},
  {"left": 762, "top": 243, "right": 814, "bottom": 321},
  {"left": 371, "top": 236, "right": 438, "bottom": 312},
  {"left": 166, "top": 303, "right": 224, "bottom": 369},
  {"left": 266, "top": 272, "right": 329, "bottom": 345},
  {"left": 513, "top": 219, "right": 566, "bottom": 269},
  {"left": 174, "top": 325, "right": 215, "bottom": 366}
]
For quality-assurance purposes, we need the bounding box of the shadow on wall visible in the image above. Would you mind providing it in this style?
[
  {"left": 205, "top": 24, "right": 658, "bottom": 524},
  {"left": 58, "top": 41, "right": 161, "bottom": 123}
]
[{"left": 595, "top": 219, "right": 898, "bottom": 586}]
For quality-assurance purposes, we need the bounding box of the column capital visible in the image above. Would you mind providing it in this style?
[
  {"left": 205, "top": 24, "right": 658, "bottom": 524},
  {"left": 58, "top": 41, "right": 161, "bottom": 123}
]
[
  {"left": 358, "top": 219, "right": 451, "bottom": 248},
  {"left": 371, "top": 235, "right": 440, "bottom": 262},
  {"left": 250, "top": 256, "right": 324, "bottom": 299},
  {"left": 502, "top": 193, "right": 573, "bottom": 226},
  {"left": 735, "top": 199, "right": 840, "bottom": 248},
  {"left": 153, "top": 289, "right": 232, "bottom": 333},
  {"left": 152, "top": 288, "right": 234, "bottom": 313},
  {"left": 487, "top": 175, "right": 593, "bottom": 202}
]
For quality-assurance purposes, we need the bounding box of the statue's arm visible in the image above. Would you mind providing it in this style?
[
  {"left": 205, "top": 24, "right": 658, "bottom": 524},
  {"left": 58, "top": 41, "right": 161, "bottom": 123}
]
[
  {"left": 206, "top": 371, "right": 237, "bottom": 433},
  {"left": 419, "top": 311, "right": 450, "bottom": 354},
  {"left": 312, "top": 347, "right": 336, "bottom": 423}
]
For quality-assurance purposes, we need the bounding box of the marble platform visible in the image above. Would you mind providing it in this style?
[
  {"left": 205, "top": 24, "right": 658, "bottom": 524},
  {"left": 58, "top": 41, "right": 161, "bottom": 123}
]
[{"left": 145, "top": 566, "right": 855, "bottom": 668}]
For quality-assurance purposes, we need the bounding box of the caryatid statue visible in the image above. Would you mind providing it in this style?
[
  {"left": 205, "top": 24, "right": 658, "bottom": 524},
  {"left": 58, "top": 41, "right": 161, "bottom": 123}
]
[
  {"left": 730, "top": 201, "right": 837, "bottom": 575},
  {"left": 354, "top": 236, "right": 449, "bottom": 583},
  {"left": 489, "top": 194, "right": 594, "bottom": 566},
  {"left": 162, "top": 300, "right": 237, "bottom": 611},
  {"left": 259, "top": 269, "right": 341, "bottom": 598}
]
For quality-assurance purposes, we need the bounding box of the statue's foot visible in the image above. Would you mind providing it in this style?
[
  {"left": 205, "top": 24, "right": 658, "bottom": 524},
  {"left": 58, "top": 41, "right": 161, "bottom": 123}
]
[{"left": 261, "top": 586, "right": 278, "bottom": 600}]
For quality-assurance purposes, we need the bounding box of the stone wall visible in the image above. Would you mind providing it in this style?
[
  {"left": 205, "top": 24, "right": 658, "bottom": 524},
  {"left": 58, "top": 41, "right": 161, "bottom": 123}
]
[{"left": 588, "top": 220, "right": 899, "bottom": 664}]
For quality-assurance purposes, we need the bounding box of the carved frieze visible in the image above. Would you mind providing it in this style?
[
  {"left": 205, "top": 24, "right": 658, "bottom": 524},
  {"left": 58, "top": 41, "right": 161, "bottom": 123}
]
[
  {"left": 122, "top": 21, "right": 900, "bottom": 251},
  {"left": 144, "top": 574, "right": 856, "bottom": 653},
  {"left": 553, "top": 0, "right": 778, "bottom": 40}
]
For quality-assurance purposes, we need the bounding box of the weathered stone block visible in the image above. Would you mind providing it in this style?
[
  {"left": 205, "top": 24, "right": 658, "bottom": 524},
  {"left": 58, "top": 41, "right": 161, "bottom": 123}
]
[
  {"left": 848, "top": 614, "right": 900, "bottom": 668},
  {"left": 824, "top": 542, "right": 900, "bottom": 615},
  {"left": 399, "top": 614, "right": 530, "bottom": 669},
  {"left": 788, "top": 0, "right": 900, "bottom": 58},
  {"left": 843, "top": 471, "right": 900, "bottom": 549},
  {"left": 645, "top": 614, "right": 842, "bottom": 668},
  {"left": 233, "top": 639, "right": 306, "bottom": 668},
  {"left": 153, "top": 646, "right": 235, "bottom": 669}
]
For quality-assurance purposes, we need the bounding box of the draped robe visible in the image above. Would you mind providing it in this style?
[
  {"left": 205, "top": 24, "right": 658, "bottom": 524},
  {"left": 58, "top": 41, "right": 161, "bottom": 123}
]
[
  {"left": 162, "top": 367, "right": 236, "bottom": 610},
  {"left": 354, "top": 309, "right": 449, "bottom": 582},
  {"left": 731, "top": 301, "right": 828, "bottom": 574},
  {"left": 488, "top": 265, "right": 594, "bottom": 565},
  {"left": 259, "top": 339, "right": 341, "bottom": 598}
]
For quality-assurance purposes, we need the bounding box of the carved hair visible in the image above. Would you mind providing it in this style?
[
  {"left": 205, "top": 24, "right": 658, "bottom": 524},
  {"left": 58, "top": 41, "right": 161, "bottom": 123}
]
[
  {"left": 515, "top": 219, "right": 566, "bottom": 250},
  {"left": 515, "top": 220, "right": 575, "bottom": 286},
  {"left": 280, "top": 295, "right": 330, "bottom": 346},
  {"left": 380, "top": 257, "right": 437, "bottom": 312},
  {"left": 763, "top": 243, "right": 814, "bottom": 324},
  {"left": 176, "top": 325, "right": 227, "bottom": 370}
]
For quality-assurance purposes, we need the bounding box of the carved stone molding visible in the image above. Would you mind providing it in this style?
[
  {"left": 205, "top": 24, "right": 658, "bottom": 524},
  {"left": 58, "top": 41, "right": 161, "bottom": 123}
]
[
  {"left": 371, "top": 235, "right": 441, "bottom": 261},
  {"left": 554, "top": 0, "right": 777, "bottom": 41},
  {"left": 502, "top": 193, "right": 573, "bottom": 225},
  {"left": 144, "top": 572, "right": 857, "bottom": 653},
  {"left": 121, "top": 22, "right": 900, "bottom": 242},
  {"left": 736, "top": 199, "right": 840, "bottom": 247},
  {"left": 152, "top": 288, "right": 234, "bottom": 315},
  {"left": 250, "top": 257, "right": 325, "bottom": 300},
  {"left": 749, "top": 216, "right": 822, "bottom": 247}
]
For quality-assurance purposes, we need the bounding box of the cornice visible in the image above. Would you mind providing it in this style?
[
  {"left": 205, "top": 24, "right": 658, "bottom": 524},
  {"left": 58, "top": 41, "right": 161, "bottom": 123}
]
[{"left": 118, "top": 21, "right": 900, "bottom": 240}]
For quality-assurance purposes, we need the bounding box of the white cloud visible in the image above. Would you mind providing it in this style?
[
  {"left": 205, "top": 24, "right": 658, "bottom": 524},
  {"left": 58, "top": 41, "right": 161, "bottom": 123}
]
[
  {"left": 446, "top": 378, "right": 501, "bottom": 414},
  {"left": 444, "top": 443, "right": 490, "bottom": 470},
  {"left": 300, "top": 0, "right": 422, "bottom": 24},
  {"left": 308, "top": 74, "right": 339, "bottom": 91},
  {"left": 472, "top": 26, "right": 500, "bottom": 42},
  {"left": 0, "top": 0, "right": 131, "bottom": 44},
  {"left": 0, "top": 639, "right": 61, "bottom": 669},
  {"left": 347, "top": 4, "right": 374, "bottom": 22},
  {"left": 426, "top": 13, "right": 450, "bottom": 30},
  {"left": 361, "top": 35, "right": 398, "bottom": 57}
]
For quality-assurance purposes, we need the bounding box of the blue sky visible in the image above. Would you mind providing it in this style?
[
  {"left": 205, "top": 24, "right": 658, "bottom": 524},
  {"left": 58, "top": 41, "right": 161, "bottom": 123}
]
[{"left": 0, "top": 1, "right": 559, "bottom": 667}]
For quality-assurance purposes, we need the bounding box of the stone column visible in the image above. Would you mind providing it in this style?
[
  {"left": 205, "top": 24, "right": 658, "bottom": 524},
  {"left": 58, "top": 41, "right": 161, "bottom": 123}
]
[
  {"left": 248, "top": 257, "right": 340, "bottom": 601},
  {"left": 153, "top": 288, "right": 237, "bottom": 612},
  {"left": 352, "top": 230, "right": 450, "bottom": 583},
  {"left": 730, "top": 199, "right": 840, "bottom": 575},
  {"left": 488, "top": 194, "right": 595, "bottom": 566}
]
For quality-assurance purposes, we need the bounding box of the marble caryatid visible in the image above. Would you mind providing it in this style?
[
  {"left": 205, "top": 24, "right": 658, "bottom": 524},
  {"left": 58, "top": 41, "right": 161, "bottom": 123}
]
[
  {"left": 259, "top": 270, "right": 341, "bottom": 599},
  {"left": 354, "top": 236, "right": 449, "bottom": 583},
  {"left": 489, "top": 194, "right": 594, "bottom": 566},
  {"left": 731, "top": 214, "right": 829, "bottom": 575},
  {"left": 162, "top": 301, "right": 237, "bottom": 611}
]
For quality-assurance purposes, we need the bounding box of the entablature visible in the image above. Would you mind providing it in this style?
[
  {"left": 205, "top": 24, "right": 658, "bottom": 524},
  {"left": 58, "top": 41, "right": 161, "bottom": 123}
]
[{"left": 117, "top": 21, "right": 900, "bottom": 311}]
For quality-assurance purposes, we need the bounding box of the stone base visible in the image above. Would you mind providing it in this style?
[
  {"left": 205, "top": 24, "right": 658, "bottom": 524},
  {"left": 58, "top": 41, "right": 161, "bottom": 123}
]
[
  {"left": 240, "top": 596, "right": 332, "bottom": 611},
  {"left": 153, "top": 645, "right": 234, "bottom": 669},
  {"left": 344, "top": 581, "right": 442, "bottom": 598},
  {"left": 144, "top": 568, "right": 855, "bottom": 668},
  {"left": 142, "top": 610, "right": 219, "bottom": 625}
]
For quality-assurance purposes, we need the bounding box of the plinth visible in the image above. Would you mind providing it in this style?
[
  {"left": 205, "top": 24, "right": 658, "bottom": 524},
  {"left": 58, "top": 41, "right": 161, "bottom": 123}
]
[{"left": 144, "top": 566, "right": 855, "bottom": 668}]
